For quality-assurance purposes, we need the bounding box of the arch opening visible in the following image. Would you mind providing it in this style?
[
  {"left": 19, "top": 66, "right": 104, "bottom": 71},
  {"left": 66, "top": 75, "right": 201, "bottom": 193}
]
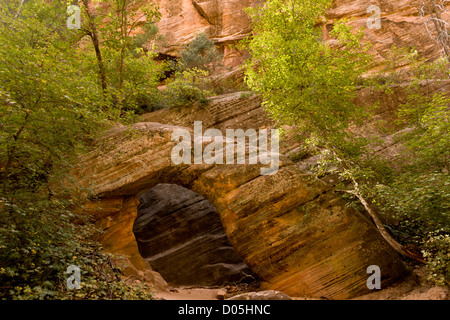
[{"left": 133, "top": 183, "right": 258, "bottom": 287}]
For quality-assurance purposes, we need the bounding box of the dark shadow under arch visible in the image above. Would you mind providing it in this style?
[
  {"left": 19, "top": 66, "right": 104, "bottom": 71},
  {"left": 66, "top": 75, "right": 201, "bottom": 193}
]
[{"left": 133, "top": 183, "right": 258, "bottom": 286}]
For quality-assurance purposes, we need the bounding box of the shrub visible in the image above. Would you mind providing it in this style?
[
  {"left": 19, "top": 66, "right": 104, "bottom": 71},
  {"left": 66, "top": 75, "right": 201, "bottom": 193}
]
[
  {"left": 0, "top": 193, "right": 154, "bottom": 300},
  {"left": 239, "top": 91, "right": 254, "bottom": 99},
  {"left": 180, "top": 33, "right": 223, "bottom": 72},
  {"left": 422, "top": 232, "right": 450, "bottom": 286},
  {"left": 164, "top": 68, "right": 215, "bottom": 108}
]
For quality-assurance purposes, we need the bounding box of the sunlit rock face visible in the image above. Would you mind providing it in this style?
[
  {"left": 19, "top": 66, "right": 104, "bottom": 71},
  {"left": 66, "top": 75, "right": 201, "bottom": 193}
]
[
  {"left": 152, "top": 0, "right": 445, "bottom": 70},
  {"left": 152, "top": 0, "right": 261, "bottom": 67},
  {"left": 72, "top": 101, "right": 405, "bottom": 299}
]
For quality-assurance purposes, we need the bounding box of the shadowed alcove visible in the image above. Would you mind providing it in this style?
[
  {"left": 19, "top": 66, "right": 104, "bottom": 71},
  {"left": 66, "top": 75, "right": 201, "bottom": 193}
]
[{"left": 133, "top": 183, "right": 258, "bottom": 286}]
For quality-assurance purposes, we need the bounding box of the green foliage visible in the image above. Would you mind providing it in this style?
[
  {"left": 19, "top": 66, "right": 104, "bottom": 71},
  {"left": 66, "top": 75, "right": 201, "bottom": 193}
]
[
  {"left": 79, "top": 0, "right": 166, "bottom": 116},
  {"left": 288, "top": 149, "right": 310, "bottom": 163},
  {"left": 0, "top": 0, "right": 104, "bottom": 194},
  {"left": 422, "top": 232, "right": 450, "bottom": 286},
  {"left": 133, "top": 88, "right": 167, "bottom": 114},
  {"left": 397, "top": 57, "right": 450, "bottom": 172},
  {"left": 243, "top": 0, "right": 374, "bottom": 185},
  {"left": 373, "top": 54, "right": 450, "bottom": 284},
  {"left": 377, "top": 173, "right": 450, "bottom": 236},
  {"left": 243, "top": 0, "right": 371, "bottom": 152},
  {"left": 180, "top": 33, "right": 223, "bottom": 72},
  {"left": 243, "top": 0, "right": 449, "bottom": 285},
  {"left": 164, "top": 68, "right": 215, "bottom": 108},
  {"left": 134, "top": 68, "right": 217, "bottom": 113},
  {"left": 0, "top": 194, "right": 153, "bottom": 300},
  {"left": 130, "top": 23, "right": 159, "bottom": 53},
  {"left": 239, "top": 91, "right": 254, "bottom": 99},
  {"left": 0, "top": 0, "right": 154, "bottom": 299},
  {"left": 105, "top": 48, "right": 167, "bottom": 113}
]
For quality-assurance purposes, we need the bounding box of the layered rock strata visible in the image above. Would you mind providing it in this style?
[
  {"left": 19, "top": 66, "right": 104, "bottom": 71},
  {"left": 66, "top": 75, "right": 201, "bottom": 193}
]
[
  {"left": 72, "top": 113, "right": 405, "bottom": 299},
  {"left": 133, "top": 183, "right": 256, "bottom": 286},
  {"left": 153, "top": 0, "right": 446, "bottom": 69}
]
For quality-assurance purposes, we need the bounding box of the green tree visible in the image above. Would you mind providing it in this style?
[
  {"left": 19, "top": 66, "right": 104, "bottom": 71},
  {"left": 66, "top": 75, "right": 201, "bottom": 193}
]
[
  {"left": 79, "top": 0, "right": 164, "bottom": 115},
  {"left": 164, "top": 68, "right": 214, "bottom": 108},
  {"left": 0, "top": 0, "right": 104, "bottom": 196},
  {"left": 0, "top": 0, "right": 153, "bottom": 299},
  {"left": 244, "top": 0, "right": 369, "bottom": 143},
  {"left": 180, "top": 33, "right": 223, "bottom": 72},
  {"left": 243, "top": 0, "right": 426, "bottom": 261}
]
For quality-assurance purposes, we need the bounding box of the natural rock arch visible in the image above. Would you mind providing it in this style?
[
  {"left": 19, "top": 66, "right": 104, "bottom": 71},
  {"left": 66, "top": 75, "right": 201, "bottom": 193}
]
[
  {"left": 72, "top": 121, "right": 405, "bottom": 299},
  {"left": 133, "top": 183, "right": 257, "bottom": 286}
]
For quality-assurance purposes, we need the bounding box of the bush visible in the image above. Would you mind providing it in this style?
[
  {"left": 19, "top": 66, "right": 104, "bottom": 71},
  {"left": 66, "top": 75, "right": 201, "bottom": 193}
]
[
  {"left": 0, "top": 193, "right": 154, "bottom": 300},
  {"left": 422, "top": 232, "right": 450, "bottom": 286},
  {"left": 164, "top": 68, "right": 215, "bottom": 108},
  {"left": 372, "top": 53, "right": 450, "bottom": 285},
  {"left": 131, "top": 89, "right": 167, "bottom": 114},
  {"left": 180, "top": 33, "right": 223, "bottom": 72},
  {"left": 377, "top": 173, "right": 450, "bottom": 235}
]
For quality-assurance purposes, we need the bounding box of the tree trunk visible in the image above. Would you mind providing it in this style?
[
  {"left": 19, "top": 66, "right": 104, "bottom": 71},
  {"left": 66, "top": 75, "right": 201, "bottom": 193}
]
[
  {"left": 117, "top": 0, "right": 129, "bottom": 115},
  {"left": 347, "top": 190, "right": 427, "bottom": 264},
  {"left": 2, "top": 111, "right": 30, "bottom": 193},
  {"left": 82, "top": 0, "right": 108, "bottom": 96}
]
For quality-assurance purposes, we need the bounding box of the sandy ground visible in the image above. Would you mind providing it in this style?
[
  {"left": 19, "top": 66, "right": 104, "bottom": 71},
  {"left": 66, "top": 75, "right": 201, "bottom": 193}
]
[
  {"left": 352, "top": 266, "right": 449, "bottom": 300},
  {"left": 154, "top": 287, "right": 221, "bottom": 300},
  {"left": 153, "top": 267, "right": 449, "bottom": 300}
]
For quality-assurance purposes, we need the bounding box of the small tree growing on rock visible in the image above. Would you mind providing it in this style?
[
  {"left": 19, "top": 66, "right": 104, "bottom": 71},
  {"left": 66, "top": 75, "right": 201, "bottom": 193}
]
[{"left": 180, "top": 33, "right": 223, "bottom": 72}]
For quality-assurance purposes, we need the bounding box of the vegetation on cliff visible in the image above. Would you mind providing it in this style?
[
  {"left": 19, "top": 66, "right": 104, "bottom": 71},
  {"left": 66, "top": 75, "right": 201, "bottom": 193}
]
[{"left": 244, "top": 0, "right": 449, "bottom": 285}]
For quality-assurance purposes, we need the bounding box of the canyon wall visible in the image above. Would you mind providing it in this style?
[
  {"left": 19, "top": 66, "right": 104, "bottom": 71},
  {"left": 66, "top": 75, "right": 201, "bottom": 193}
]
[
  {"left": 72, "top": 93, "right": 405, "bottom": 299},
  {"left": 152, "top": 0, "right": 447, "bottom": 68}
]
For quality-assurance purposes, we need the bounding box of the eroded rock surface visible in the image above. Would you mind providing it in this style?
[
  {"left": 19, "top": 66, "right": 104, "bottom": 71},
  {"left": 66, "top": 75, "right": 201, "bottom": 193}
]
[
  {"left": 152, "top": 0, "right": 445, "bottom": 70},
  {"left": 72, "top": 114, "right": 405, "bottom": 299},
  {"left": 153, "top": 0, "right": 261, "bottom": 67},
  {"left": 68, "top": 0, "right": 448, "bottom": 300},
  {"left": 133, "top": 183, "right": 256, "bottom": 286}
]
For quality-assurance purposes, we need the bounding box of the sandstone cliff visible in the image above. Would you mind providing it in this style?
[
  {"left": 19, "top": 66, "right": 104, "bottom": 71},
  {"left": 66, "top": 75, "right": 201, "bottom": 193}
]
[
  {"left": 152, "top": 0, "right": 447, "bottom": 69},
  {"left": 72, "top": 93, "right": 406, "bottom": 299}
]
